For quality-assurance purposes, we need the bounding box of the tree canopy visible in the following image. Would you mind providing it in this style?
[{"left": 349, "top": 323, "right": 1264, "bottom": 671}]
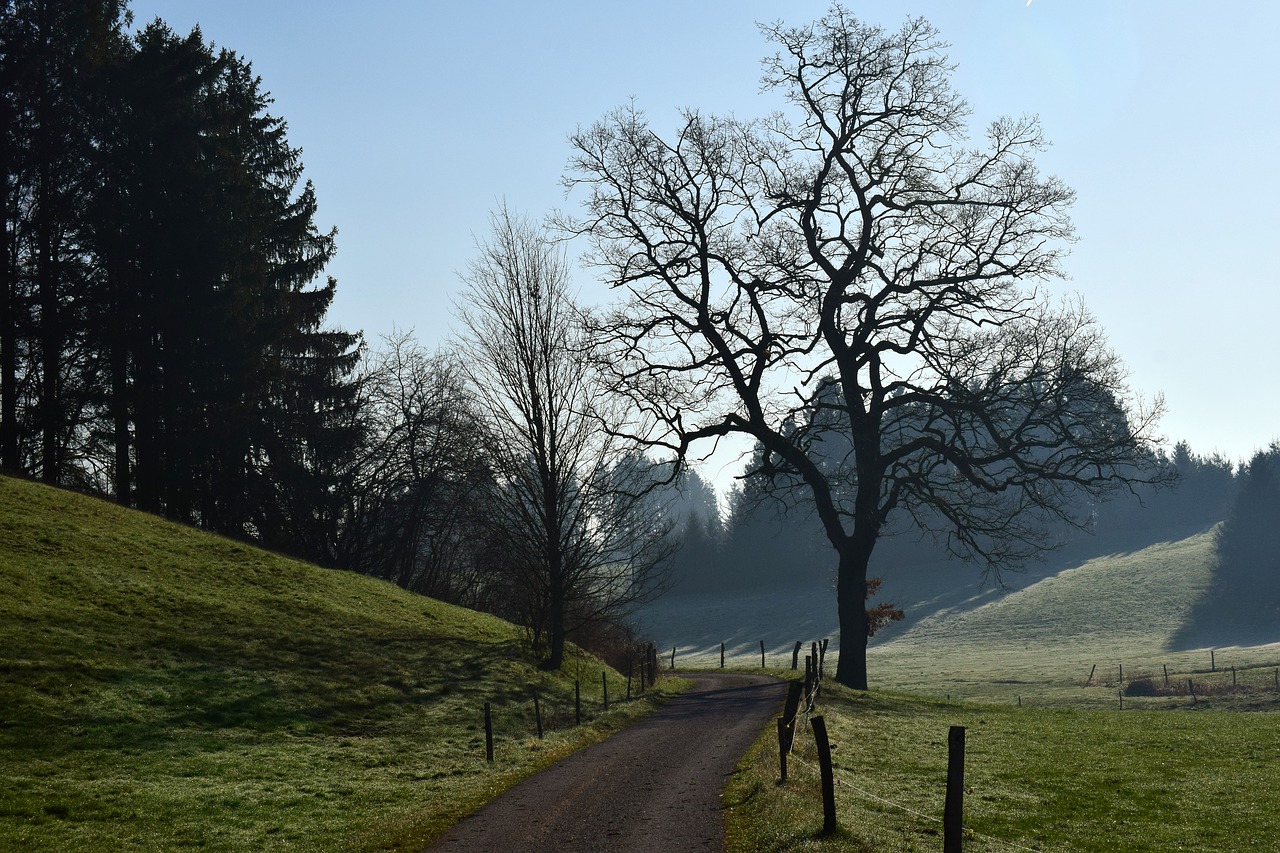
[
  {"left": 564, "top": 7, "right": 1166, "bottom": 688},
  {"left": 0, "top": 1, "right": 360, "bottom": 555}
]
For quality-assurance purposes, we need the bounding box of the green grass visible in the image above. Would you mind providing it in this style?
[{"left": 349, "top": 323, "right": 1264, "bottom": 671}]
[
  {"left": 648, "top": 527, "right": 1280, "bottom": 708},
  {"left": 0, "top": 474, "right": 679, "bottom": 851},
  {"left": 651, "top": 528, "right": 1280, "bottom": 850},
  {"left": 725, "top": 683, "right": 1280, "bottom": 852},
  {"left": 868, "top": 528, "right": 1280, "bottom": 708}
]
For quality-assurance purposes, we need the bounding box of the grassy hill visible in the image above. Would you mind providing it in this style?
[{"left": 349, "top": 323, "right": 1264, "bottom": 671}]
[
  {"left": 0, "top": 475, "right": 671, "bottom": 851},
  {"left": 644, "top": 527, "right": 1280, "bottom": 707}
]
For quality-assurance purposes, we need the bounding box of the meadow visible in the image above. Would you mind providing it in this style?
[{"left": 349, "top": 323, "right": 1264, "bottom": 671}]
[
  {"left": 0, "top": 475, "right": 677, "bottom": 851},
  {"left": 641, "top": 525, "right": 1280, "bottom": 850},
  {"left": 8, "top": 470, "right": 1280, "bottom": 852}
]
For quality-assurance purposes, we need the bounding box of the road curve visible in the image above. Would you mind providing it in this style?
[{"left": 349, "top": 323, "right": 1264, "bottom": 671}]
[{"left": 425, "top": 672, "right": 785, "bottom": 853}]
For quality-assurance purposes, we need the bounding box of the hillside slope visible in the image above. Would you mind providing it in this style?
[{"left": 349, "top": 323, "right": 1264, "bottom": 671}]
[
  {"left": 645, "top": 526, "right": 1280, "bottom": 703},
  {"left": 0, "top": 475, "right": 651, "bottom": 851}
]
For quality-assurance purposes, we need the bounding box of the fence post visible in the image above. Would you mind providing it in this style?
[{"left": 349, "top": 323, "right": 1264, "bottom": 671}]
[
  {"left": 671, "top": 645, "right": 676, "bottom": 671},
  {"left": 1087, "top": 663, "right": 1096, "bottom": 684},
  {"left": 760, "top": 640, "right": 766, "bottom": 669},
  {"left": 1232, "top": 666, "right": 1237, "bottom": 687},
  {"left": 484, "top": 702, "right": 494, "bottom": 763},
  {"left": 1189, "top": 678, "right": 1196, "bottom": 704},
  {"left": 792, "top": 641, "right": 802, "bottom": 670},
  {"left": 627, "top": 670, "right": 632, "bottom": 701},
  {"left": 602, "top": 671, "right": 609, "bottom": 710},
  {"left": 575, "top": 680, "right": 581, "bottom": 726},
  {"left": 777, "top": 717, "right": 790, "bottom": 783},
  {"left": 1164, "top": 664, "right": 1169, "bottom": 687},
  {"left": 533, "top": 690, "right": 543, "bottom": 738},
  {"left": 1211, "top": 649, "right": 1216, "bottom": 672},
  {"left": 781, "top": 681, "right": 803, "bottom": 753},
  {"left": 944, "top": 726, "right": 965, "bottom": 853},
  {"left": 1119, "top": 663, "right": 1123, "bottom": 684},
  {"left": 812, "top": 715, "right": 837, "bottom": 835},
  {"left": 819, "top": 638, "right": 828, "bottom": 679}
]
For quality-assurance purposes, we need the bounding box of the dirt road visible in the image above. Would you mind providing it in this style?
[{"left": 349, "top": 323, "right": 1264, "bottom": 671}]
[{"left": 425, "top": 672, "right": 784, "bottom": 852}]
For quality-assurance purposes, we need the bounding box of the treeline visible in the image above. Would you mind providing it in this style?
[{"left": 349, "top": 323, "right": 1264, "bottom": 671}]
[
  {"left": 0, "top": 2, "right": 678, "bottom": 668},
  {"left": 669, "top": 437, "right": 1244, "bottom": 597},
  {"left": 1178, "top": 442, "right": 1280, "bottom": 646},
  {"left": 1, "top": 1, "right": 359, "bottom": 554}
]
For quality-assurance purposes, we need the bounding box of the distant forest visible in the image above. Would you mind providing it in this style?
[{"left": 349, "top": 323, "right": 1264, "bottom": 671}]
[{"left": 2, "top": 2, "right": 1275, "bottom": 653}]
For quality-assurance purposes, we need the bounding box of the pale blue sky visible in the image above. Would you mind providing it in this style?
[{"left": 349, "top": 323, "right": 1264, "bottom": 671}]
[{"left": 128, "top": 1, "right": 1280, "bottom": 478}]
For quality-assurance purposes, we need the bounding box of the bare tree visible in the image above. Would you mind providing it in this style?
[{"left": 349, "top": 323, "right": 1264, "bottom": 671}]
[
  {"left": 339, "top": 333, "right": 496, "bottom": 606},
  {"left": 457, "top": 206, "right": 674, "bottom": 670},
  {"left": 562, "top": 8, "right": 1166, "bottom": 689}
]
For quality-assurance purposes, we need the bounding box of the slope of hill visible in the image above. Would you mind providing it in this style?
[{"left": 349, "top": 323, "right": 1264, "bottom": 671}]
[
  {"left": 643, "top": 527, "right": 1280, "bottom": 704},
  {"left": 0, "top": 475, "right": 658, "bottom": 851}
]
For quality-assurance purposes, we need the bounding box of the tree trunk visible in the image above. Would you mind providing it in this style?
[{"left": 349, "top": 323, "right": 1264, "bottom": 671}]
[
  {"left": 543, "top": 556, "right": 566, "bottom": 670},
  {"left": 833, "top": 538, "right": 872, "bottom": 690},
  {"left": 111, "top": 339, "right": 130, "bottom": 502},
  {"left": 0, "top": 176, "right": 16, "bottom": 472}
]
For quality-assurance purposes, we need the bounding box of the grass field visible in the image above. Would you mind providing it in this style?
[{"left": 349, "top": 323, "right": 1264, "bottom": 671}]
[
  {"left": 0, "top": 475, "right": 677, "bottom": 851},
  {"left": 647, "top": 526, "right": 1280, "bottom": 851},
  {"left": 644, "top": 527, "right": 1280, "bottom": 709},
  {"left": 725, "top": 682, "right": 1280, "bottom": 852}
]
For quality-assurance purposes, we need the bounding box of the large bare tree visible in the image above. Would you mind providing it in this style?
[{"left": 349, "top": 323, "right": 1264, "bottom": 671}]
[
  {"left": 457, "top": 207, "right": 674, "bottom": 670},
  {"left": 562, "top": 8, "right": 1166, "bottom": 689}
]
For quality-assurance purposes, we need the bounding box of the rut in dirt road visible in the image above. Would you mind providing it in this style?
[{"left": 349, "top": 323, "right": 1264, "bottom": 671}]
[{"left": 425, "top": 672, "right": 785, "bottom": 853}]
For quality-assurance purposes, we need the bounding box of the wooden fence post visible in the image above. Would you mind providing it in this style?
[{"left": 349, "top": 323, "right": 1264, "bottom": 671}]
[
  {"left": 791, "top": 641, "right": 802, "bottom": 670},
  {"left": 1164, "top": 664, "right": 1169, "bottom": 687},
  {"left": 602, "top": 671, "right": 609, "bottom": 710},
  {"left": 760, "top": 640, "right": 766, "bottom": 669},
  {"left": 944, "top": 726, "right": 965, "bottom": 853},
  {"left": 811, "top": 715, "right": 837, "bottom": 835},
  {"left": 819, "top": 638, "right": 828, "bottom": 679},
  {"left": 484, "top": 702, "right": 494, "bottom": 763},
  {"left": 777, "top": 717, "right": 789, "bottom": 783},
  {"left": 533, "top": 691, "right": 543, "bottom": 738},
  {"left": 781, "top": 681, "right": 803, "bottom": 753},
  {"left": 1211, "top": 649, "right": 1216, "bottom": 672},
  {"left": 1087, "top": 663, "right": 1096, "bottom": 684},
  {"left": 671, "top": 645, "right": 676, "bottom": 671},
  {"left": 575, "top": 680, "right": 581, "bottom": 726}
]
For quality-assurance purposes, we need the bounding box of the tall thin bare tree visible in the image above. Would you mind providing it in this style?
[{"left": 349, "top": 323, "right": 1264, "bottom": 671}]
[{"left": 457, "top": 206, "right": 673, "bottom": 670}]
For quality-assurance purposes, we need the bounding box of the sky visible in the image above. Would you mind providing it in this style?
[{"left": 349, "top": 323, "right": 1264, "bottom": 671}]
[{"left": 127, "top": 0, "right": 1280, "bottom": 488}]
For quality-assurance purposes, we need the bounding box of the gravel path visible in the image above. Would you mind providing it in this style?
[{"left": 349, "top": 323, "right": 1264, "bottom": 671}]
[{"left": 425, "top": 672, "right": 785, "bottom": 853}]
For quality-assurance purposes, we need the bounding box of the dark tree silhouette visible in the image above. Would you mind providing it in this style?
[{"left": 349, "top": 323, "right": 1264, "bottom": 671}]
[
  {"left": 337, "top": 333, "right": 498, "bottom": 605},
  {"left": 457, "top": 207, "right": 675, "bottom": 670},
  {"left": 564, "top": 8, "right": 1166, "bottom": 688},
  {"left": 1, "top": 4, "right": 360, "bottom": 560}
]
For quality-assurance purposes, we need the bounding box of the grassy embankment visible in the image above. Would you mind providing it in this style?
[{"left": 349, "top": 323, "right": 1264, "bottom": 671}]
[
  {"left": 715, "top": 531, "right": 1280, "bottom": 851},
  {"left": 0, "top": 474, "right": 679, "bottom": 851}
]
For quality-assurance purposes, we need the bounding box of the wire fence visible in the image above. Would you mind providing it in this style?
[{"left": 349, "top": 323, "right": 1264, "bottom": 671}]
[{"left": 764, "top": 642, "right": 1044, "bottom": 852}]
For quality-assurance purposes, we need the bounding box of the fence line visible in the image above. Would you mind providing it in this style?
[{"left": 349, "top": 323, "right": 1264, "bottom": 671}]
[{"left": 767, "top": 636, "right": 1044, "bottom": 852}]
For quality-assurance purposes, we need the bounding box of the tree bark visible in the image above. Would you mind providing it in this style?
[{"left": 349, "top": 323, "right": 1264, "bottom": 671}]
[
  {"left": 0, "top": 167, "right": 15, "bottom": 473},
  {"left": 834, "top": 540, "right": 871, "bottom": 690}
]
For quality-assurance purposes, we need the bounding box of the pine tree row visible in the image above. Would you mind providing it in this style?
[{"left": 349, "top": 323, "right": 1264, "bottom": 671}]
[{"left": 1, "top": 1, "right": 360, "bottom": 557}]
